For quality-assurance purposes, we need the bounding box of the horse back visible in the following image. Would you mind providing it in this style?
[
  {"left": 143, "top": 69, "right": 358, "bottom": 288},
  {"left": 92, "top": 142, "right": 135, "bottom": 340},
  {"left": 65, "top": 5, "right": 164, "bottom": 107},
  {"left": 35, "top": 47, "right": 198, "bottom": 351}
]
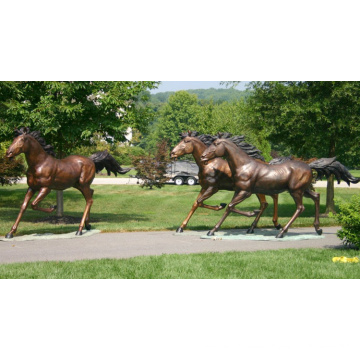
[{"left": 234, "top": 160, "right": 312, "bottom": 195}]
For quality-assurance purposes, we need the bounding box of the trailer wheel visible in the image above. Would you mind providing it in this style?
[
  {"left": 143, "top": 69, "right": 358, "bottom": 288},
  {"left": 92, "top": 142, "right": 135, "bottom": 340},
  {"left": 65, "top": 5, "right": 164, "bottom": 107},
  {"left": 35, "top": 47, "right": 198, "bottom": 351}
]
[
  {"left": 186, "top": 177, "right": 197, "bottom": 186},
  {"left": 174, "top": 177, "right": 184, "bottom": 186}
]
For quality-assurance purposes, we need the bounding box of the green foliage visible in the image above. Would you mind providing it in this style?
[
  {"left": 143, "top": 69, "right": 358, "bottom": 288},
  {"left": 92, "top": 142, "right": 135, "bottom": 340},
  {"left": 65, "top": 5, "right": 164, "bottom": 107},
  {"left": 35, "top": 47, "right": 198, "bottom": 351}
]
[
  {"left": 248, "top": 81, "right": 360, "bottom": 165},
  {"left": 143, "top": 90, "right": 271, "bottom": 159},
  {"left": 0, "top": 141, "right": 25, "bottom": 186},
  {"left": 335, "top": 194, "right": 360, "bottom": 248},
  {"left": 0, "top": 81, "right": 159, "bottom": 157},
  {"left": 150, "top": 87, "right": 250, "bottom": 108}
]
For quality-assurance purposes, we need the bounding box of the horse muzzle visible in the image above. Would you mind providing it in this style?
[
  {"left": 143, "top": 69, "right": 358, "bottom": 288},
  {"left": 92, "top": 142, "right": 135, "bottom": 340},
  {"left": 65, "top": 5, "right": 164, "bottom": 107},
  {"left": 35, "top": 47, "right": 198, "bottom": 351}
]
[{"left": 6, "top": 150, "right": 14, "bottom": 158}]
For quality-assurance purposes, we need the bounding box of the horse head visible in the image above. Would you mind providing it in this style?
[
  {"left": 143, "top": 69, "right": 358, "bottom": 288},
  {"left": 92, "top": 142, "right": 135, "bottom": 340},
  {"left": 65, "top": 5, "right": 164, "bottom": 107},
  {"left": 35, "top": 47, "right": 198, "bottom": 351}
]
[
  {"left": 6, "top": 128, "right": 30, "bottom": 158},
  {"left": 201, "top": 138, "right": 227, "bottom": 162},
  {"left": 170, "top": 131, "right": 200, "bottom": 159}
]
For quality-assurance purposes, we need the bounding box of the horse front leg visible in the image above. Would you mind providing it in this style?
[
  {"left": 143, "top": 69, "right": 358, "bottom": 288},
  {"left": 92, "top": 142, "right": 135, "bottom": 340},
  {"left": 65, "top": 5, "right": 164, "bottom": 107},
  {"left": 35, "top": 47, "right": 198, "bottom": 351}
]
[
  {"left": 6, "top": 188, "right": 35, "bottom": 238},
  {"left": 176, "top": 187, "right": 226, "bottom": 233},
  {"left": 31, "top": 187, "right": 56, "bottom": 213},
  {"left": 246, "top": 194, "right": 269, "bottom": 234},
  {"left": 207, "top": 190, "right": 252, "bottom": 236}
]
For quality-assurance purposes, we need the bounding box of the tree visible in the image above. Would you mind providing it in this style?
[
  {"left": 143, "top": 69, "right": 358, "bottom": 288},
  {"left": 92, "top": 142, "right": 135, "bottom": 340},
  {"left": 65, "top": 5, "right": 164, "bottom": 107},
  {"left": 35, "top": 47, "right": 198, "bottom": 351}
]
[
  {"left": 144, "top": 91, "right": 202, "bottom": 150},
  {"left": 196, "top": 99, "right": 272, "bottom": 161},
  {"left": 0, "top": 81, "right": 159, "bottom": 214},
  {"left": 247, "top": 81, "right": 360, "bottom": 214}
]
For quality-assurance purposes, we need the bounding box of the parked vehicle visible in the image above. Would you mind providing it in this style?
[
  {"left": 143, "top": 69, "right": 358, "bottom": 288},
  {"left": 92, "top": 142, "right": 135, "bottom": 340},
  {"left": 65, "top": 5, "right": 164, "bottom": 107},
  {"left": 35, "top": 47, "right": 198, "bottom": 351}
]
[{"left": 167, "top": 160, "right": 199, "bottom": 185}]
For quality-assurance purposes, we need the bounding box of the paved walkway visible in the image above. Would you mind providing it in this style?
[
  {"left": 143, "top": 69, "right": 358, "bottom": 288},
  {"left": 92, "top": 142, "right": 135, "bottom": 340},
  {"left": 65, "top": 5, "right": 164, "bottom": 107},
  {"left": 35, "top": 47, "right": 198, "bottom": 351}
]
[{"left": 0, "top": 227, "right": 345, "bottom": 264}]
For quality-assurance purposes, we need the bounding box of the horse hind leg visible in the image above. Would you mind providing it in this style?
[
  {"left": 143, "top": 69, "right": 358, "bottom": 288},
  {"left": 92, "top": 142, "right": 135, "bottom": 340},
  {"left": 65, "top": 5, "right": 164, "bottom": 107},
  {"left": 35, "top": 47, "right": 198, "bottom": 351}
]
[
  {"left": 304, "top": 188, "right": 322, "bottom": 235},
  {"left": 276, "top": 191, "right": 305, "bottom": 238},
  {"left": 271, "top": 194, "right": 282, "bottom": 230},
  {"left": 75, "top": 186, "right": 94, "bottom": 235}
]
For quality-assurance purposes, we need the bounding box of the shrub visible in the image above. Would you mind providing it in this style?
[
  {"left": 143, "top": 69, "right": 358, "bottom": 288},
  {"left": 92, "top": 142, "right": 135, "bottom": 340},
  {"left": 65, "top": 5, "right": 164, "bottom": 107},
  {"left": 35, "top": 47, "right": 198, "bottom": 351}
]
[
  {"left": 131, "top": 140, "right": 171, "bottom": 189},
  {"left": 335, "top": 194, "right": 360, "bottom": 248}
]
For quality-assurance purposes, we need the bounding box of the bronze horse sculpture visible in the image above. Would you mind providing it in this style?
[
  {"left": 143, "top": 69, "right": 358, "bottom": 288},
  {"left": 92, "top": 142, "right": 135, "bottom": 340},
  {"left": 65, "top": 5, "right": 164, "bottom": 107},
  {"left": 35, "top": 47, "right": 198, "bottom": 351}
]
[
  {"left": 170, "top": 131, "right": 281, "bottom": 233},
  {"left": 201, "top": 135, "right": 360, "bottom": 238},
  {"left": 5, "top": 127, "right": 131, "bottom": 239},
  {"left": 201, "top": 136, "right": 324, "bottom": 238}
]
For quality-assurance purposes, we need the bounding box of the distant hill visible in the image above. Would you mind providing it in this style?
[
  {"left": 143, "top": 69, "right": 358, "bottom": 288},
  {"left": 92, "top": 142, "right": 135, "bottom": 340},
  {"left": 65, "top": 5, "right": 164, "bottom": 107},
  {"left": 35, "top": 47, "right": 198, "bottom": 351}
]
[{"left": 150, "top": 88, "right": 251, "bottom": 106}]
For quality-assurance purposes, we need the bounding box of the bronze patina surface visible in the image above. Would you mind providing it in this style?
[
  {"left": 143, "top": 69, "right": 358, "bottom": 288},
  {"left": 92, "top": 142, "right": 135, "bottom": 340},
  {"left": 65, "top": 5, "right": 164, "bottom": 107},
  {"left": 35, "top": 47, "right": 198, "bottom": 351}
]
[
  {"left": 201, "top": 136, "right": 322, "bottom": 238},
  {"left": 5, "top": 127, "right": 130, "bottom": 238},
  {"left": 170, "top": 131, "right": 281, "bottom": 234}
]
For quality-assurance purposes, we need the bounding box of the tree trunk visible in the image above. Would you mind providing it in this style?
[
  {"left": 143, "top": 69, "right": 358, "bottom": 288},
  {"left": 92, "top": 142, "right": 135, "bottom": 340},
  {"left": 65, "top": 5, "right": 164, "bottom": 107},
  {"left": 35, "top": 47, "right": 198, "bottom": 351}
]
[
  {"left": 56, "top": 141, "right": 65, "bottom": 217},
  {"left": 324, "top": 139, "right": 336, "bottom": 215},
  {"left": 325, "top": 175, "right": 336, "bottom": 214},
  {"left": 56, "top": 190, "right": 64, "bottom": 217}
]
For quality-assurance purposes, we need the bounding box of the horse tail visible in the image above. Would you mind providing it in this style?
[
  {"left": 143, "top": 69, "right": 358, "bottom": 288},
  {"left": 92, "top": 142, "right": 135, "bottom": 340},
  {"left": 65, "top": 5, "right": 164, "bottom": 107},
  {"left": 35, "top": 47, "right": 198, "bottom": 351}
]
[
  {"left": 89, "top": 151, "right": 133, "bottom": 176},
  {"left": 309, "top": 157, "right": 360, "bottom": 185}
]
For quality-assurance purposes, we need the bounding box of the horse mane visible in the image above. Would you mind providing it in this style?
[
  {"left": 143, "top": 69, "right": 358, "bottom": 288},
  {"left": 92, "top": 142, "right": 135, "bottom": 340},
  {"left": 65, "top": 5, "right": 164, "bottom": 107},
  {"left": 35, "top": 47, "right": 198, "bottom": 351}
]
[
  {"left": 179, "top": 130, "right": 265, "bottom": 161},
  {"left": 217, "top": 132, "right": 265, "bottom": 162},
  {"left": 14, "top": 127, "right": 57, "bottom": 157}
]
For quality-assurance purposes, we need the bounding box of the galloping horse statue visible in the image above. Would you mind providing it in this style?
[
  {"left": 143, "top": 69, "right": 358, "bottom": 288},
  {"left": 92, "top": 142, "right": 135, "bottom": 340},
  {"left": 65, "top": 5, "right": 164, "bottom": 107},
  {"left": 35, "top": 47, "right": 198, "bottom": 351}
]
[
  {"left": 170, "top": 131, "right": 281, "bottom": 233},
  {"left": 201, "top": 135, "right": 360, "bottom": 238},
  {"left": 5, "top": 127, "right": 131, "bottom": 238}
]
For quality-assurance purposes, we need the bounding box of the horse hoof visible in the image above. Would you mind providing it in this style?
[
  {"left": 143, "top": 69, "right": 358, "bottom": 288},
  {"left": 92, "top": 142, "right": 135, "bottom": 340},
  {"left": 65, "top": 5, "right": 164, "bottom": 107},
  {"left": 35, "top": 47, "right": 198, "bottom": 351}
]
[
  {"left": 220, "top": 203, "right": 227, "bottom": 209},
  {"left": 276, "top": 232, "right": 284, "bottom": 239},
  {"left": 247, "top": 228, "right": 254, "bottom": 234},
  {"left": 207, "top": 230, "right": 215, "bottom": 236},
  {"left": 176, "top": 227, "right": 183, "bottom": 233},
  {"left": 75, "top": 230, "right": 83, "bottom": 236},
  {"left": 85, "top": 224, "right": 91, "bottom": 231},
  {"left": 5, "top": 233, "right": 13, "bottom": 239},
  {"left": 316, "top": 228, "right": 323, "bottom": 235},
  {"left": 275, "top": 224, "right": 282, "bottom": 230}
]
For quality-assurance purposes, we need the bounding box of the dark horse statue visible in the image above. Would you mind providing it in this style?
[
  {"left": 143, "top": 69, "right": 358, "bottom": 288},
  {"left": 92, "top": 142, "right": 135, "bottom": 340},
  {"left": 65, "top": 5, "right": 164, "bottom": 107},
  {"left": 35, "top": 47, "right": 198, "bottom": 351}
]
[
  {"left": 170, "top": 131, "right": 281, "bottom": 233},
  {"left": 5, "top": 127, "right": 131, "bottom": 238},
  {"left": 201, "top": 135, "right": 360, "bottom": 238}
]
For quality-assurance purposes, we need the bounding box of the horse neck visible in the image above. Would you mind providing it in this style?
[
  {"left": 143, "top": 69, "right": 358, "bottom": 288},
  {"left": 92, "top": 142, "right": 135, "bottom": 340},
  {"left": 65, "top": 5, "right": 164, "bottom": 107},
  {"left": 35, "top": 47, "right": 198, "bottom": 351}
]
[
  {"left": 224, "top": 142, "right": 252, "bottom": 172},
  {"left": 191, "top": 140, "right": 208, "bottom": 168},
  {"left": 23, "top": 137, "right": 49, "bottom": 167}
]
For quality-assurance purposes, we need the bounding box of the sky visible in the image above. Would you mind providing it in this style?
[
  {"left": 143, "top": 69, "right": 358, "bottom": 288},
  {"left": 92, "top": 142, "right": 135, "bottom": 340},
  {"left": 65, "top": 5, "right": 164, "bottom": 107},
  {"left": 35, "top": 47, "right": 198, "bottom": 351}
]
[{"left": 150, "top": 81, "right": 248, "bottom": 94}]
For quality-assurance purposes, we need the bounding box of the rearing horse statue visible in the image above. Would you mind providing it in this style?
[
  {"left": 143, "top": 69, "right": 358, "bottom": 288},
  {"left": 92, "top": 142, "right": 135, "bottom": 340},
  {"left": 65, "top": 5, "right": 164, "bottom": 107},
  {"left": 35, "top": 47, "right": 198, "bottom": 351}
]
[
  {"left": 201, "top": 136, "right": 322, "bottom": 238},
  {"left": 5, "top": 127, "right": 131, "bottom": 238},
  {"left": 170, "top": 131, "right": 281, "bottom": 233}
]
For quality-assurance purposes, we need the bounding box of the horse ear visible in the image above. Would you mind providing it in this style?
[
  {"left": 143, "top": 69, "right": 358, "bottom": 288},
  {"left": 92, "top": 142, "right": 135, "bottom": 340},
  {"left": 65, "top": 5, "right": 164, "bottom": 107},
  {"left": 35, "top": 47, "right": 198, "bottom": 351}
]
[
  {"left": 217, "top": 132, "right": 223, "bottom": 139},
  {"left": 188, "top": 130, "right": 192, "bottom": 136}
]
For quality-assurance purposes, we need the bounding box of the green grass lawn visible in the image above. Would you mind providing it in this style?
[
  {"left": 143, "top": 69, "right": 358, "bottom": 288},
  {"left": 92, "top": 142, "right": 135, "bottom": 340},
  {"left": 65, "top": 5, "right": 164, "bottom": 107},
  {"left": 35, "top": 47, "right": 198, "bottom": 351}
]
[
  {"left": 1, "top": 184, "right": 359, "bottom": 279},
  {"left": 1, "top": 184, "right": 359, "bottom": 237},
  {"left": 0, "top": 248, "right": 359, "bottom": 279}
]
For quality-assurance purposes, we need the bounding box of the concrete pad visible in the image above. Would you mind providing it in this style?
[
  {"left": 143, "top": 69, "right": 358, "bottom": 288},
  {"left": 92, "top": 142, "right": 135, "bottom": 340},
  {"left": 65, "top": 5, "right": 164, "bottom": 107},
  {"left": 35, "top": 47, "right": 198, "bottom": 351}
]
[
  {"left": 199, "top": 229, "right": 324, "bottom": 241},
  {"left": 0, "top": 229, "right": 101, "bottom": 242}
]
